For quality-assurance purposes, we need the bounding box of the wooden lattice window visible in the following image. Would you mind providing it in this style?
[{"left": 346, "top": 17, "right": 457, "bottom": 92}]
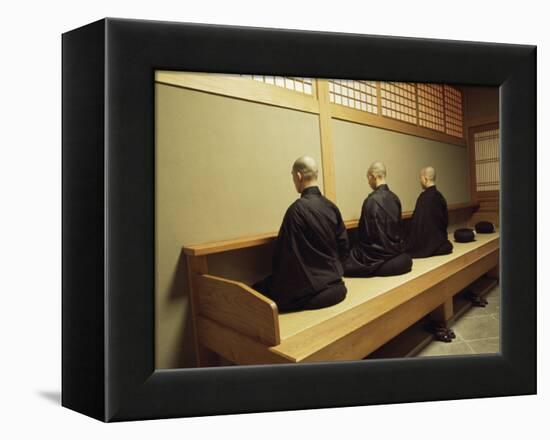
[
  {"left": 474, "top": 128, "right": 500, "bottom": 191},
  {"left": 417, "top": 84, "right": 445, "bottom": 132},
  {"left": 241, "top": 75, "right": 313, "bottom": 95},
  {"left": 444, "top": 85, "right": 464, "bottom": 138},
  {"left": 379, "top": 82, "right": 417, "bottom": 124},
  {"left": 329, "top": 79, "right": 378, "bottom": 114}
]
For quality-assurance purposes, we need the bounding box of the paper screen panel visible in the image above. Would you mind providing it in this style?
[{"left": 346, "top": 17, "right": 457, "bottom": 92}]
[
  {"left": 444, "top": 85, "right": 464, "bottom": 138},
  {"left": 241, "top": 74, "right": 313, "bottom": 95},
  {"left": 329, "top": 79, "right": 378, "bottom": 114},
  {"left": 418, "top": 83, "right": 445, "bottom": 132},
  {"left": 474, "top": 128, "right": 500, "bottom": 191},
  {"left": 379, "top": 82, "right": 417, "bottom": 124}
]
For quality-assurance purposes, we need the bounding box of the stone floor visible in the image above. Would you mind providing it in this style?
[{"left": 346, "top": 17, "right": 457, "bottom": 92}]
[{"left": 416, "top": 284, "right": 500, "bottom": 357}]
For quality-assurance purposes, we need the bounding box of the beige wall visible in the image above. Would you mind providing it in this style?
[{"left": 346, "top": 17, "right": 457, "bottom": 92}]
[
  {"left": 332, "top": 119, "right": 471, "bottom": 220},
  {"left": 155, "top": 84, "right": 323, "bottom": 368}
]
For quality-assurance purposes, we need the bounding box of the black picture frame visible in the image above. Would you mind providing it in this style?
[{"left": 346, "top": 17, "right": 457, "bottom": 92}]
[{"left": 62, "top": 17, "right": 536, "bottom": 422}]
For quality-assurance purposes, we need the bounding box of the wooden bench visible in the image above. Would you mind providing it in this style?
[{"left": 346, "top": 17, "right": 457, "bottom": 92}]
[{"left": 183, "top": 204, "right": 499, "bottom": 367}]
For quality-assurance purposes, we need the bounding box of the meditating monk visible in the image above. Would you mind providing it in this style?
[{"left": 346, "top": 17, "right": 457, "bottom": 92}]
[
  {"left": 405, "top": 166, "right": 453, "bottom": 258},
  {"left": 253, "top": 155, "right": 349, "bottom": 312},
  {"left": 344, "top": 161, "right": 412, "bottom": 277}
]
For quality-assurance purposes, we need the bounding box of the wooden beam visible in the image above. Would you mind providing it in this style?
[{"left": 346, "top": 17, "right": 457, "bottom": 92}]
[
  {"left": 442, "top": 85, "right": 448, "bottom": 134},
  {"left": 468, "top": 124, "right": 478, "bottom": 203},
  {"left": 156, "top": 70, "right": 320, "bottom": 115},
  {"left": 376, "top": 81, "right": 383, "bottom": 117},
  {"left": 462, "top": 85, "right": 469, "bottom": 141},
  {"left": 183, "top": 231, "right": 277, "bottom": 257},
  {"left": 331, "top": 103, "right": 466, "bottom": 147},
  {"left": 414, "top": 82, "right": 420, "bottom": 127},
  {"left": 467, "top": 116, "right": 500, "bottom": 128}
]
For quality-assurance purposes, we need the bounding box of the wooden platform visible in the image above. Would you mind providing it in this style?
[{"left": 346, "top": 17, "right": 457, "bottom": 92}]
[{"left": 190, "top": 231, "right": 499, "bottom": 365}]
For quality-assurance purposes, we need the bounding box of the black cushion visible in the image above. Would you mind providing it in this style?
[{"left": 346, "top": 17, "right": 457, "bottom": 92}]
[
  {"left": 454, "top": 228, "right": 475, "bottom": 243},
  {"left": 475, "top": 221, "right": 495, "bottom": 233}
]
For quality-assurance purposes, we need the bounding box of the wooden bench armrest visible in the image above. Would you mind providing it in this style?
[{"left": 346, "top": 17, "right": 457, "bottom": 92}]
[{"left": 194, "top": 274, "right": 281, "bottom": 346}]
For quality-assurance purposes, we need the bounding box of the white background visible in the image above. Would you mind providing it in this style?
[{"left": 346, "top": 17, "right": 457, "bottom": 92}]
[{"left": 0, "top": 0, "right": 547, "bottom": 437}]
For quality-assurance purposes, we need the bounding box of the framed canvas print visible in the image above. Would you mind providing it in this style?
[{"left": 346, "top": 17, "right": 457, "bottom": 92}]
[{"left": 62, "top": 18, "right": 536, "bottom": 422}]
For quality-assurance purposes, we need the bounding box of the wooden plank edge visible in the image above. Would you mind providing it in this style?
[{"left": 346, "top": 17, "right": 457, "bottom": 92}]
[
  {"left": 331, "top": 104, "right": 467, "bottom": 147},
  {"left": 155, "top": 71, "right": 320, "bottom": 115}
]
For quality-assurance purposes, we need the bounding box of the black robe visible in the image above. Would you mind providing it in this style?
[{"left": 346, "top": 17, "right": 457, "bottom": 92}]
[
  {"left": 406, "top": 185, "right": 453, "bottom": 258},
  {"left": 345, "top": 184, "right": 406, "bottom": 276},
  {"left": 256, "top": 186, "right": 349, "bottom": 311}
]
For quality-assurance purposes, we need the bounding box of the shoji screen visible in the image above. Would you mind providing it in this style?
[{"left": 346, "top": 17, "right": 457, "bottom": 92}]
[
  {"left": 241, "top": 75, "right": 314, "bottom": 95},
  {"left": 329, "top": 79, "right": 378, "bottom": 114},
  {"left": 380, "top": 82, "right": 417, "bottom": 124},
  {"left": 474, "top": 128, "right": 500, "bottom": 191}
]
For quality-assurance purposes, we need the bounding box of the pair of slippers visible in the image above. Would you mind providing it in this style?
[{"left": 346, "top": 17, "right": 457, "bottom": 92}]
[
  {"left": 425, "top": 322, "right": 456, "bottom": 343},
  {"left": 464, "top": 291, "right": 489, "bottom": 307},
  {"left": 454, "top": 221, "right": 495, "bottom": 243}
]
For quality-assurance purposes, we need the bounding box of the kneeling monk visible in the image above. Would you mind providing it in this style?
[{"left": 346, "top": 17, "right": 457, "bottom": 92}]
[
  {"left": 344, "top": 161, "right": 412, "bottom": 277},
  {"left": 406, "top": 166, "right": 453, "bottom": 258},
  {"left": 253, "top": 156, "right": 349, "bottom": 312}
]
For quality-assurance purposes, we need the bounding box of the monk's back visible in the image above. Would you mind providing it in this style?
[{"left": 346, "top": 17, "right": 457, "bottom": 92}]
[
  {"left": 406, "top": 185, "right": 452, "bottom": 258},
  {"left": 272, "top": 186, "right": 347, "bottom": 298}
]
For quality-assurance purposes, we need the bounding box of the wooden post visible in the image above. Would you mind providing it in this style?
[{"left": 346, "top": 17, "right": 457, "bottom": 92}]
[
  {"left": 430, "top": 298, "right": 454, "bottom": 326},
  {"left": 316, "top": 79, "right": 337, "bottom": 202},
  {"left": 487, "top": 263, "right": 500, "bottom": 280},
  {"left": 186, "top": 254, "right": 219, "bottom": 367}
]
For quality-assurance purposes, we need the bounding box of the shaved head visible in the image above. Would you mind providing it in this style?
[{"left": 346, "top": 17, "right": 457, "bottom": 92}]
[
  {"left": 367, "top": 161, "right": 387, "bottom": 179},
  {"left": 292, "top": 155, "right": 319, "bottom": 182},
  {"left": 421, "top": 166, "right": 436, "bottom": 182}
]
